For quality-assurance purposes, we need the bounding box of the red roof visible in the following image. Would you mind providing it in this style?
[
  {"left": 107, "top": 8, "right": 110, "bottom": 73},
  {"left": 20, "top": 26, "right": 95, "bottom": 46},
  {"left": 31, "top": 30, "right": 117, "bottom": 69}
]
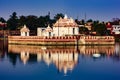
[{"left": 106, "top": 23, "right": 112, "bottom": 28}]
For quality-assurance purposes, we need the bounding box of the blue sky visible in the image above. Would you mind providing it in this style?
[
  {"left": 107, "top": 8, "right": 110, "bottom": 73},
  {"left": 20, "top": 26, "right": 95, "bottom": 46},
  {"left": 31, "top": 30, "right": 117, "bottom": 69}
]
[{"left": 0, "top": 0, "right": 120, "bottom": 21}]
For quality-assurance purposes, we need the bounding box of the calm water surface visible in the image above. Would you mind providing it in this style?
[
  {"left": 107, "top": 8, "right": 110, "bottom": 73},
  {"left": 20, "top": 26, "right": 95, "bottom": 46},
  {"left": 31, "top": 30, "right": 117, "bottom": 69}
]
[{"left": 0, "top": 39, "right": 120, "bottom": 80}]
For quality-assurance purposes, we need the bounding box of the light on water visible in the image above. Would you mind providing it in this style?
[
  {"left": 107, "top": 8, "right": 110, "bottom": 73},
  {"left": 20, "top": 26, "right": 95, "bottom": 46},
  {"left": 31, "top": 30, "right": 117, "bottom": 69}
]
[
  {"left": 93, "top": 53, "right": 101, "bottom": 58},
  {"left": 0, "top": 39, "right": 120, "bottom": 80}
]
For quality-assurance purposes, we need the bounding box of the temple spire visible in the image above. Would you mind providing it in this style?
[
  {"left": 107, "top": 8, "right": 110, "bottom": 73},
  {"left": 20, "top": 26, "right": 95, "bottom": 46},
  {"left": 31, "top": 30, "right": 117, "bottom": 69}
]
[{"left": 64, "top": 14, "right": 68, "bottom": 19}]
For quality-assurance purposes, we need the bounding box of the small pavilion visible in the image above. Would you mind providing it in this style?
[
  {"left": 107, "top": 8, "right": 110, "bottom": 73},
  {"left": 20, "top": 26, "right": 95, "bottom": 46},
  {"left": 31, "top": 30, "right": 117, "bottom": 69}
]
[{"left": 20, "top": 25, "right": 30, "bottom": 36}]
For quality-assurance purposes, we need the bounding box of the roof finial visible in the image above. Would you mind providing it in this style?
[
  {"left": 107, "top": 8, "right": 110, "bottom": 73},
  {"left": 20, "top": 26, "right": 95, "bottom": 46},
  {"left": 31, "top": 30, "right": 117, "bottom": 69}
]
[
  {"left": 64, "top": 14, "right": 68, "bottom": 19},
  {"left": 24, "top": 24, "right": 26, "bottom": 28}
]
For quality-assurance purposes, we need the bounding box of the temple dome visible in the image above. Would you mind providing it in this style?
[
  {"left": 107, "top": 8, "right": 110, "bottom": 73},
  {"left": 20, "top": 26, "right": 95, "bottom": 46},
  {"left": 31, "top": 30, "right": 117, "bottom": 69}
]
[
  {"left": 53, "top": 14, "right": 78, "bottom": 27},
  {"left": 45, "top": 25, "right": 53, "bottom": 32},
  {"left": 20, "top": 25, "right": 30, "bottom": 32}
]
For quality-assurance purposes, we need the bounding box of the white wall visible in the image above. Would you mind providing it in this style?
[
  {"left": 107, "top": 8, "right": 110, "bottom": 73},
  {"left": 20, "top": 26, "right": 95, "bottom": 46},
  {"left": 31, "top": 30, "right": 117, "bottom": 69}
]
[
  {"left": 112, "top": 25, "right": 120, "bottom": 34},
  {"left": 21, "top": 32, "right": 29, "bottom": 36},
  {"left": 37, "top": 28, "right": 42, "bottom": 36},
  {"left": 53, "top": 27, "right": 79, "bottom": 36}
]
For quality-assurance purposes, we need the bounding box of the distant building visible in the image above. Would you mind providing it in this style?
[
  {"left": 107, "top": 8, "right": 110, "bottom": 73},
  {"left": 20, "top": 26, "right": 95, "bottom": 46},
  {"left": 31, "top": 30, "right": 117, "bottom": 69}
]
[
  {"left": 106, "top": 22, "right": 120, "bottom": 35},
  {"left": 106, "top": 22, "right": 112, "bottom": 31},
  {"left": 112, "top": 25, "right": 120, "bottom": 34},
  {"left": 106, "top": 22, "right": 112, "bottom": 34}
]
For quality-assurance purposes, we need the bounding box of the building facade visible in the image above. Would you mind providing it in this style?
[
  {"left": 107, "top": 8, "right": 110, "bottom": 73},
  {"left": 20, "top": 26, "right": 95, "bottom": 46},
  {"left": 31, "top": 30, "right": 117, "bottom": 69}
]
[
  {"left": 52, "top": 14, "right": 79, "bottom": 36},
  {"left": 37, "top": 25, "right": 53, "bottom": 37}
]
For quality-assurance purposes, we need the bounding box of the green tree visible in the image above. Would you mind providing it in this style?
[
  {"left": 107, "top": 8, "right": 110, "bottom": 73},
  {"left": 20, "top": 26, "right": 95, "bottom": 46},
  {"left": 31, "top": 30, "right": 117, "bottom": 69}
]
[
  {"left": 0, "top": 17, "right": 6, "bottom": 23},
  {"left": 87, "top": 19, "right": 93, "bottom": 23},
  {"left": 91, "top": 20, "right": 99, "bottom": 31},
  {"left": 38, "top": 15, "right": 49, "bottom": 28},
  {"left": 79, "top": 26, "right": 89, "bottom": 34},
  {"left": 94, "top": 23, "right": 107, "bottom": 36},
  {"left": 0, "top": 17, "right": 6, "bottom": 30},
  {"left": 25, "top": 15, "right": 38, "bottom": 30},
  {"left": 54, "top": 13, "right": 64, "bottom": 21},
  {"left": 112, "top": 18, "right": 120, "bottom": 25},
  {"left": 7, "top": 12, "right": 18, "bottom": 30},
  {"left": 19, "top": 16, "right": 26, "bottom": 25},
  {"left": 81, "top": 19, "right": 85, "bottom": 25}
]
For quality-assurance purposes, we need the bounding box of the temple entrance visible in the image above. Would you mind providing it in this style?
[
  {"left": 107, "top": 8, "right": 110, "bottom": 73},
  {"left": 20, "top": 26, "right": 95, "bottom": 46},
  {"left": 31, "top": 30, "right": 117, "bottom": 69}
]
[
  {"left": 73, "top": 28, "right": 75, "bottom": 34},
  {"left": 49, "top": 32, "right": 51, "bottom": 37}
]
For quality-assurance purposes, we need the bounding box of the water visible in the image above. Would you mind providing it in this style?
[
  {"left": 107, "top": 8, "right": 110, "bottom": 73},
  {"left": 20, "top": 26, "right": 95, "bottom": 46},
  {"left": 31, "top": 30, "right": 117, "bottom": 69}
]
[{"left": 0, "top": 39, "right": 120, "bottom": 80}]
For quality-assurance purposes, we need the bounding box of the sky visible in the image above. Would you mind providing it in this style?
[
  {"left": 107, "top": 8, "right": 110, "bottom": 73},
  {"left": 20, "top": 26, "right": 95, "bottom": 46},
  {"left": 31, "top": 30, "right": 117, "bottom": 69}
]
[{"left": 0, "top": 0, "right": 120, "bottom": 21}]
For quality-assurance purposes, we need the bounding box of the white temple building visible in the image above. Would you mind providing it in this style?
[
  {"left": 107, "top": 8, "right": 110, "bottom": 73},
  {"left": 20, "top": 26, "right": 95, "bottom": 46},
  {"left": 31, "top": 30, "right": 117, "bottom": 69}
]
[
  {"left": 37, "top": 14, "right": 79, "bottom": 37},
  {"left": 52, "top": 14, "right": 79, "bottom": 36},
  {"left": 20, "top": 25, "right": 30, "bottom": 36},
  {"left": 37, "top": 25, "right": 53, "bottom": 37}
]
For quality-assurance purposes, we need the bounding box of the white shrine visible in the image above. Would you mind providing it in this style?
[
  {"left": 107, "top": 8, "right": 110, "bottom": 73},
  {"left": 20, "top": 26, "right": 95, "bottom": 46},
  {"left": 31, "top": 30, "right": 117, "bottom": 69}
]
[{"left": 20, "top": 25, "right": 30, "bottom": 36}]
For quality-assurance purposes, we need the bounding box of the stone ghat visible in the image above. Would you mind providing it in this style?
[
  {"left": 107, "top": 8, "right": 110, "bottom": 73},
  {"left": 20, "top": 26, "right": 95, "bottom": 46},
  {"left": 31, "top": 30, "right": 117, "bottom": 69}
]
[{"left": 8, "top": 36, "right": 115, "bottom": 45}]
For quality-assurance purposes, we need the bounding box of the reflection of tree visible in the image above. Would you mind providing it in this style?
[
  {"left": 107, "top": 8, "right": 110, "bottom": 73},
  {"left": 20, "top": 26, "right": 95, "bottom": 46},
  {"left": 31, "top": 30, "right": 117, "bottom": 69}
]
[
  {"left": 0, "top": 49, "right": 4, "bottom": 59},
  {"left": 28, "top": 54, "right": 37, "bottom": 64},
  {"left": 112, "top": 54, "right": 120, "bottom": 61},
  {"left": 7, "top": 52, "right": 18, "bottom": 66},
  {"left": 0, "top": 39, "right": 8, "bottom": 60}
]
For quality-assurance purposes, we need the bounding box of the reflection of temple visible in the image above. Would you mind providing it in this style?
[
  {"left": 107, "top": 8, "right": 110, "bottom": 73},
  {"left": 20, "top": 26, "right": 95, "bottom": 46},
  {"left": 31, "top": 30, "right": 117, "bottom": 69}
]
[
  {"left": 20, "top": 51, "right": 29, "bottom": 64},
  {"left": 8, "top": 44, "right": 116, "bottom": 74},
  {"left": 38, "top": 51, "right": 78, "bottom": 74},
  {"left": 8, "top": 45, "right": 78, "bottom": 74}
]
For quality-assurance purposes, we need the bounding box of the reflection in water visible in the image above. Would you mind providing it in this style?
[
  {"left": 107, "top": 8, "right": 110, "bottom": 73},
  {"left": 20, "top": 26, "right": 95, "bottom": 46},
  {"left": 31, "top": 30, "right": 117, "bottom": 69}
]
[
  {"left": 8, "top": 44, "right": 119, "bottom": 74},
  {"left": 1, "top": 38, "right": 120, "bottom": 80},
  {"left": 8, "top": 45, "right": 78, "bottom": 74},
  {"left": 0, "top": 39, "right": 8, "bottom": 59},
  {"left": 79, "top": 45, "right": 115, "bottom": 57}
]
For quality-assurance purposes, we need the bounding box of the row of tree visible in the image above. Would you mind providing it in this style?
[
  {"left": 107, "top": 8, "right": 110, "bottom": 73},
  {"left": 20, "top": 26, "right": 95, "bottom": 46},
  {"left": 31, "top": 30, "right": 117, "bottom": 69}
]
[{"left": 0, "top": 12, "right": 64, "bottom": 30}]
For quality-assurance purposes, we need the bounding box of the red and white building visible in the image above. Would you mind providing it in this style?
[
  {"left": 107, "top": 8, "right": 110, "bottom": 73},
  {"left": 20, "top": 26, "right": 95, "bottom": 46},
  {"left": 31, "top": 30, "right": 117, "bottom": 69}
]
[
  {"left": 112, "top": 25, "right": 120, "bottom": 35},
  {"left": 106, "top": 22, "right": 120, "bottom": 35}
]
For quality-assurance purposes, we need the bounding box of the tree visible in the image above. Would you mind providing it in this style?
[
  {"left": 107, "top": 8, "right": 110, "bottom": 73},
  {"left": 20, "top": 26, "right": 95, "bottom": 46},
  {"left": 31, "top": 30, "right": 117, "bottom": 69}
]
[
  {"left": 0, "top": 17, "right": 6, "bottom": 30},
  {"left": 54, "top": 13, "right": 64, "bottom": 21},
  {"left": 0, "top": 17, "right": 6, "bottom": 23},
  {"left": 25, "top": 15, "right": 39, "bottom": 30},
  {"left": 81, "top": 19, "right": 85, "bottom": 25},
  {"left": 87, "top": 19, "right": 93, "bottom": 23},
  {"left": 79, "top": 26, "right": 89, "bottom": 34},
  {"left": 38, "top": 16, "right": 49, "bottom": 28},
  {"left": 112, "top": 18, "right": 120, "bottom": 25},
  {"left": 7, "top": 12, "right": 18, "bottom": 30},
  {"left": 93, "top": 23, "right": 107, "bottom": 36},
  {"left": 91, "top": 20, "right": 99, "bottom": 31},
  {"left": 19, "top": 16, "right": 26, "bottom": 25}
]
